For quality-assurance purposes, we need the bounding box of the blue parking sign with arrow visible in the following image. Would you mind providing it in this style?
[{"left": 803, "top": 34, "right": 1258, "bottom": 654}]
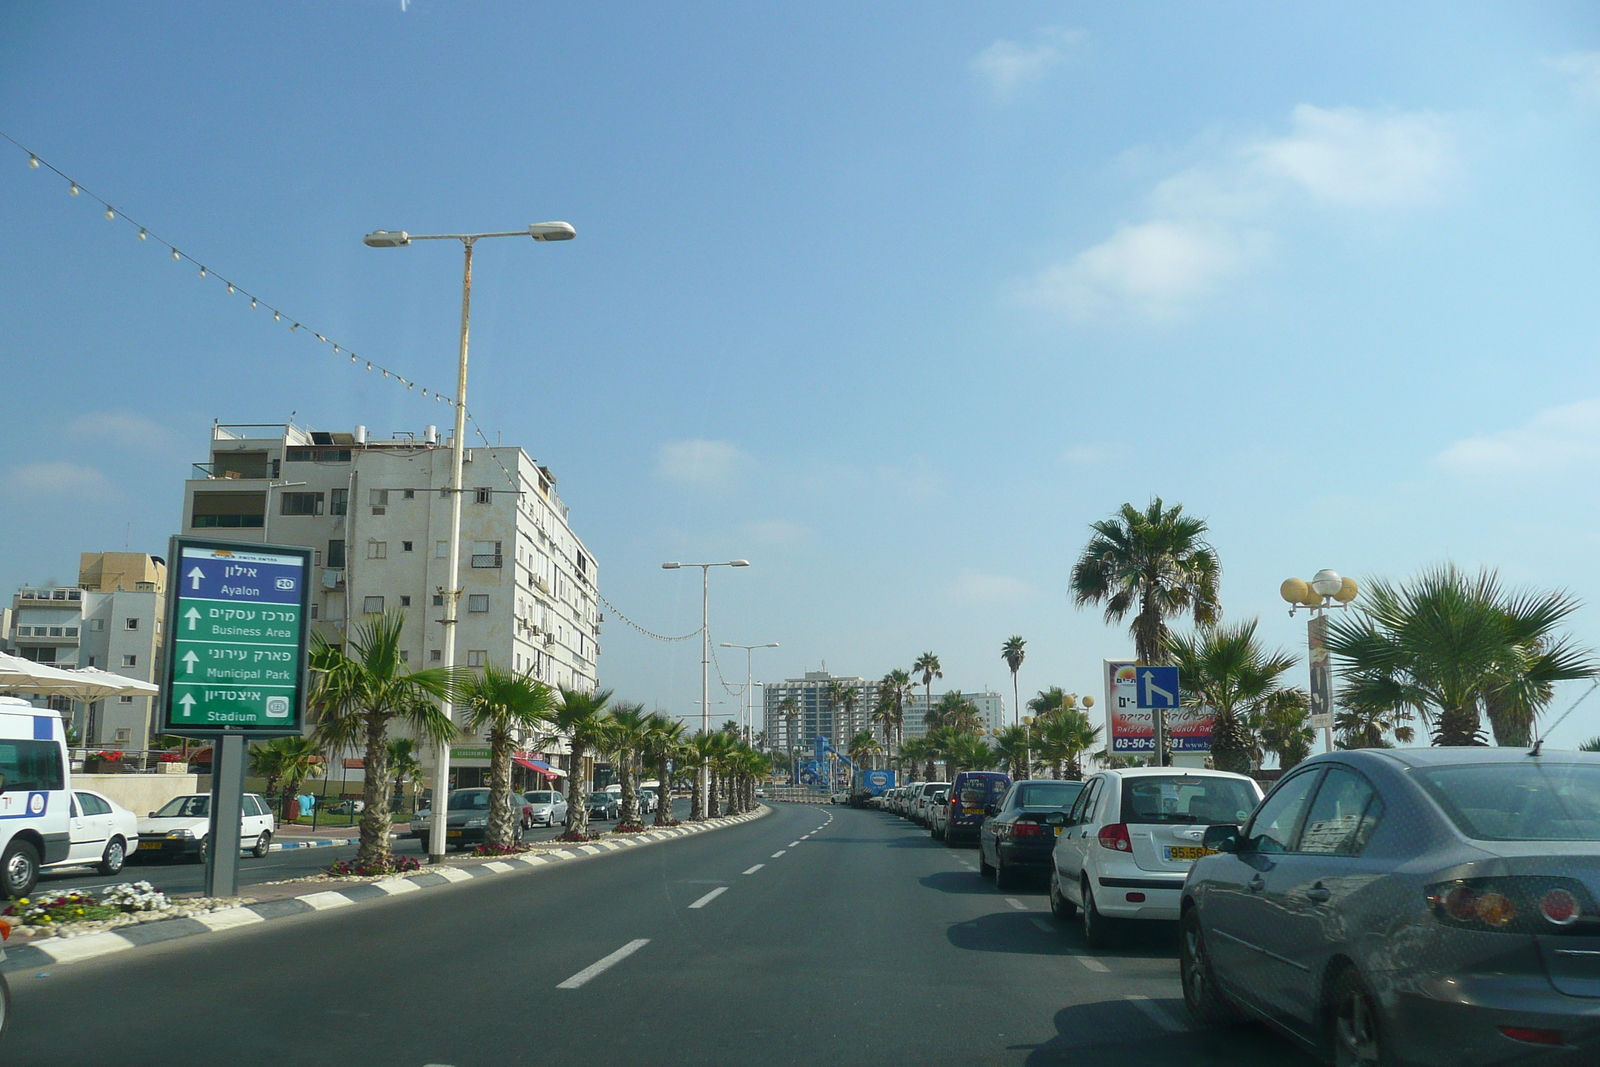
[{"left": 1135, "top": 666, "right": 1180, "bottom": 709}]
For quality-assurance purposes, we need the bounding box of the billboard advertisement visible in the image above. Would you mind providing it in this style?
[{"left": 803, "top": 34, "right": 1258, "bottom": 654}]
[
  {"left": 1104, "top": 659, "right": 1212, "bottom": 754},
  {"left": 861, "top": 769, "right": 895, "bottom": 795}
]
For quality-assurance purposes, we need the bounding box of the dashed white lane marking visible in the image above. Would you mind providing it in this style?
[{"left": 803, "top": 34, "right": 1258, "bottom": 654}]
[
  {"left": 743, "top": 864, "right": 765, "bottom": 875},
  {"left": 1077, "top": 956, "right": 1110, "bottom": 973},
  {"left": 687, "top": 886, "right": 728, "bottom": 909},
  {"left": 1004, "top": 897, "right": 1029, "bottom": 911},
  {"left": 788, "top": 841, "right": 801, "bottom": 847},
  {"left": 1029, "top": 917, "right": 1055, "bottom": 933},
  {"left": 1126, "top": 994, "right": 1186, "bottom": 1032},
  {"left": 771, "top": 850, "right": 787, "bottom": 858},
  {"left": 556, "top": 939, "right": 651, "bottom": 989}
]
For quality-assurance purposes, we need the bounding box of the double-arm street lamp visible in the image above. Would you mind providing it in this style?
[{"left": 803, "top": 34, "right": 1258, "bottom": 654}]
[
  {"left": 720, "top": 641, "right": 779, "bottom": 746},
  {"left": 663, "top": 560, "right": 749, "bottom": 816},
  {"left": 364, "top": 222, "right": 575, "bottom": 863},
  {"left": 1280, "top": 568, "right": 1359, "bottom": 755}
]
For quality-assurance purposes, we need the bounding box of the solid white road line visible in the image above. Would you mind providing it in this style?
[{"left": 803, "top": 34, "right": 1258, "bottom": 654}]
[
  {"left": 687, "top": 886, "right": 729, "bottom": 909},
  {"left": 1076, "top": 956, "right": 1111, "bottom": 973},
  {"left": 1005, "top": 897, "right": 1029, "bottom": 911},
  {"left": 743, "top": 864, "right": 765, "bottom": 875},
  {"left": 771, "top": 850, "right": 787, "bottom": 858},
  {"left": 1126, "top": 994, "right": 1186, "bottom": 1032},
  {"left": 556, "top": 939, "right": 652, "bottom": 989}
]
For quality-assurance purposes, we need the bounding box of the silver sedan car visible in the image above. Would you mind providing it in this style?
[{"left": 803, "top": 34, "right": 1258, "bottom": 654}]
[{"left": 1182, "top": 747, "right": 1600, "bottom": 1066}]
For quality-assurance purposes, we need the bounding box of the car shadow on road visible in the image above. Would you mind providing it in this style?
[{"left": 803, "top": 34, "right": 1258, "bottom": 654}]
[
  {"left": 946, "top": 911, "right": 1081, "bottom": 956},
  {"left": 1013, "top": 999, "right": 1315, "bottom": 1066},
  {"left": 918, "top": 870, "right": 998, "bottom": 895}
]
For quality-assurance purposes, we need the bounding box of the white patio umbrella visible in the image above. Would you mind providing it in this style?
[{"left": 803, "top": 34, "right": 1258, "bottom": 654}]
[
  {"left": 54, "top": 667, "right": 160, "bottom": 701},
  {"left": 0, "top": 651, "right": 89, "bottom": 694}
]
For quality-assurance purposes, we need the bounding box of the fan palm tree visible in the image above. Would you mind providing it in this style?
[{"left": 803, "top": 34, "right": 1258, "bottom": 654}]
[
  {"left": 825, "top": 681, "right": 860, "bottom": 745},
  {"left": 250, "top": 735, "right": 323, "bottom": 820},
  {"left": 928, "top": 691, "right": 983, "bottom": 733},
  {"left": 779, "top": 695, "right": 801, "bottom": 783},
  {"left": 1035, "top": 710, "right": 1102, "bottom": 779},
  {"left": 942, "top": 731, "right": 995, "bottom": 777},
  {"left": 1165, "top": 620, "right": 1299, "bottom": 775},
  {"left": 990, "top": 724, "right": 1031, "bottom": 781},
  {"left": 1027, "top": 686, "right": 1072, "bottom": 719},
  {"left": 309, "top": 612, "right": 460, "bottom": 870},
  {"left": 879, "top": 669, "right": 914, "bottom": 759},
  {"left": 1334, "top": 701, "right": 1416, "bottom": 750},
  {"left": 1330, "top": 566, "right": 1596, "bottom": 747},
  {"left": 457, "top": 665, "right": 557, "bottom": 849},
  {"left": 847, "top": 729, "right": 882, "bottom": 786},
  {"left": 685, "top": 732, "right": 720, "bottom": 819},
  {"left": 387, "top": 737, "right": 422, "bottom": 813},
  {"left": 641, "top": 714, "right": 687, "bottom": 826},
  {"left": 599, "top": 702, "right": 652, "bottom": 828},
  {"left": 900, "top": 736, "right": 936, "bottom": 781},
  {"left": 913, "top": 653, "right": 943, "bottom": 734},
  {"left": 1001, "top": 636, "right": 1026, "bottom": 727},
  {"left": 1257, "top": 689, "right": 1315, "bottom": 771},
  {"left": 551, "top": 687, "right": 613, "bottom": 837}
]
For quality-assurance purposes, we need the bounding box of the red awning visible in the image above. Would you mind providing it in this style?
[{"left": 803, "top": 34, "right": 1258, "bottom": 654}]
[{"left": 513, "top": 756, "right": 564, "bottom": 779}]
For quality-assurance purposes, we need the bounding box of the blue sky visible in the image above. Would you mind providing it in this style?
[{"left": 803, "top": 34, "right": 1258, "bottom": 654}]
[{"left": 4, "top": 3, "right": 1600, "bottom": 745}]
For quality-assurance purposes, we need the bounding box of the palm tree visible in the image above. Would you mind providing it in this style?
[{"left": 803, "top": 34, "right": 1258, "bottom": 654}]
[
  {"left": 1027, "top": 686, "right": 1071, "bottom": 719},
  {"left": 1165, "top": 620, "right": 1300, "bottom": 775},
  {"left": 942, "top": 731, "right": 995, "bottom": 777},
  {"left": 900, "top": 736, "right": 936, "bottom": 781},
  {"left": 1001, "top": 636, "right": 1026, "bottom": 727},
  {"left": 912, "top": 653, "right": 943, "bottom": 736},
  {"left": 879, "top": 669, "right": 913, "bottom": 760},
  {"left": 870, "top": 691, "right": 897, "bottom": 762},
  {"left": 1330, "top": 566, "right": 1596, "bottom": 746},
  {"left": 551, "top": 687, "right": 613, "bottom": 837},
  {"left": 834, "top": 683, "right": 860, "bottom": 745},
  {"left": 928, "top": 691, "right": 983, "bottom": 733},
  {"left": 642, "top": 714, "right": 687, "bottom": 826},
  {"left": 601, "top": 702, "right": 652, "bottom": 829},
  {"left": 388, "top": 737, "right": 422, "bottom": 814},
  {"left": 1070, "top": 498, "right": 1222, "bottom": 665},
  {"left": 1035, "top": 710, "right": 1101, "bottom": 779},
  {"left": 779, "top": 695, "right": 801, "bottom": 784},
  {"left": 250, "top": 735, "right": 323, "bottom": 820},
  {"left": 309, "top": 612, "right": 459, "bottom": 870},
  {"left": 990, "top": 724, "right": 1031, "bottom": 781},
  {"left": 1334, "top": 701, "right": 1416, "bottom": 750},
  {"left": 248, "top": 741, "right": 285, "bottom": 802},
  {"left": 1257, "top": 690, "right": 1315, "bottom": 771},
  {"left": 685, "top": 732, "right": 719, "bottom": 820},
  {"left": 847, "top": 729, "right": 882, "bottom": 787},
  {"left": 457, "top": 665, "right": 557, "bottom": 849}
]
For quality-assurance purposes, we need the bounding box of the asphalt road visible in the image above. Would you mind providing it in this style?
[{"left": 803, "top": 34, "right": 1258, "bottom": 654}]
[
  {"left": 3, "top": 802, "right": 1316, "bottom": 1067},
  {"left": 33, "top": 798, "right": 691, "bottom": 896}
]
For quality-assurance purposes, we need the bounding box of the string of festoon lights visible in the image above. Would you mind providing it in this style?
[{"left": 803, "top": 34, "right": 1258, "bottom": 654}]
[{"left": 4, "top": 131, "right": 704, "bottom": 648}]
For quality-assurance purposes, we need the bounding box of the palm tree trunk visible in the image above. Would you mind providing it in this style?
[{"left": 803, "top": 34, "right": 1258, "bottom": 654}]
[
  {"left": 619, "top": 751, "right": 640, "bottom": 827},
  {"left": 485, "top": 728, "right": 518, "bottom": 849},
  {"left": 1435, "top": 704, "right": 1484, "bottom": 747},
  {"left": 653, "top": 754, "right": 674, "bottom": 826},
  {"left": 564, "top": 743, "right": 590, "bottom": 837},
  {"left": 689, "top": 765, "right": 704, "bottom": 821},
  {"left": 708, "top": 766, "right": 721, "bottom": 817},
  {"left": 355, "top": 711, "right": 395, "bottom": 869}
]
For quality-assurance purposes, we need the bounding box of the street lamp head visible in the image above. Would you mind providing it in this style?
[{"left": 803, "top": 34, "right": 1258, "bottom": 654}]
[
  {"left": 1310, "top": 569, "right": 1344, "bottom": 597},
  {"left": 729, "top": 560, "right": 750, "bottom": 567},
  {"left": 1280, "top": 577, "right": 1310, "bottom": 604},
  {"left": 661, "top": 562, "right": 681, "bottom": 569},
  {"left": 761, "top": 642, "right": 779, "bottom": 648},
  {"left": 529, "top": 222, "right": 576, "bottom": 241},
  {"left": 719, "top": 642, "right": 734, "bottom": 648},
  {"left": 1082, "top": 696, "right": 1095, "bottom": 708},
  {"left": 1334, "top": 575, "right": 1360, "bottom": 604},
  {"left": 363, "top": 230, "right": 410, "bottom": 248}
]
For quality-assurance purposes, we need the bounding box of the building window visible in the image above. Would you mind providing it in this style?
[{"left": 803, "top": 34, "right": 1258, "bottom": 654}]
[
  {"left": 471, "top": 541, "right": 502, "bottom": 568},
  {"left": 403, "top": 489, "right": 415, "bottom": 499},
  {"left": 49, "top": 627, "right": 62, "bottom": 637},
  {"left": 191, "top": 491, "right": 266, "bottom": 528},
  {"left": 328, "top": 539, "right": 346, "bottom": 569},
  {"left": 468, "top": 595, "right": 489, "bottom": 613},
  {"left": 436, "top": 540, "right": 449, "bottom": 558},
  {"left": 86, "top": 655, "right": 96, "bottom": 667},
  {"left": 330, "top": 487, "right": 348, "bottom": 516},
  {"left": 370, "top": 488, "right": 389, "bottom": 515},
  {"left": 399, "top": 596, "right": 411, "bottom": 607},
  {"left": 125, "top": 618, "right": 139, "bottom": 631},
  {"left": 368, "top": 541, "right": 387, "bottom": 559},
  {"left": 432, "top": 594, "right": 444, "bottom": 607},
  {"left": 121, "top": 654, "right": 137, "bottom": 667},
  {"left": 474, "top": 487, "right": 492, "bottom": 504},
  {"left": 314, "top": 550, "right": 323, "bottom": 567},
  {"left": 310, "top": 603, "right": 319, "bottom": 619},
  {"left": 402, "top": 541, "right": 413, "bottom": 552},
  {"left": 118, "top": 695, "right": 134, "bottom": 704},
  {"left": 430, "top": 650, "right": 442, "bottom": 662},
  {"left": 466, "top": 650, "right": 487, "bottom": 667},
  {"left": 64, "top": 627, "right": 79, "bottom": 638},
  {"left": 90, "top": 618, "right": 105, "bottom": 632},
  {"left": 280, "top": 492, "right": 324, "bottom": 516},
  {"left": 399, "top": 650, "right": 409, "bottom": 663},
  {"left": 363, "top": 596, "right": 385, "bottom": 614}
]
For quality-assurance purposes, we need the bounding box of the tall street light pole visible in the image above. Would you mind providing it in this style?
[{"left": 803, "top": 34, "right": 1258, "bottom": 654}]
[
  {"left": 1280, "top": 568, "right": 1359, "bottom": 755},
  {"left": 662, "top": 560, "right": 749, "bottom": 818},
  {"left": 364, "top": 222, "right": 575, "bottom": 862},
  {"left": 721, "top": 642, "right": 779, "bottom": 745}
]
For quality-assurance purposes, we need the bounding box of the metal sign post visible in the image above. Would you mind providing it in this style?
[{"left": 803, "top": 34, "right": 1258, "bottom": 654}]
[
  {"left": 1308, "top": 615, "right": 1333, "bottom": 752},
  {"left": 161, "top": 536, "right": 312, "bottom": 898}
]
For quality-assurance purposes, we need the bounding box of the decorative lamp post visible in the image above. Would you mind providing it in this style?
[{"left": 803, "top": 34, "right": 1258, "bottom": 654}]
[{"left": 1280, "top": 569, "right": 1359, "bottom": 754}]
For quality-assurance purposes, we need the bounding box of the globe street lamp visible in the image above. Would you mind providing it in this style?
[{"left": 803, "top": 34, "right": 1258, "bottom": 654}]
[
  {"left": 364, "top": 222, "right": 575, "bottom": 863},
  {"left": 1280, "top": 569, "right": 1360, "bottom": 755},
  {"left": 663, "top": 560, "right": 750, "bottom": 817}
]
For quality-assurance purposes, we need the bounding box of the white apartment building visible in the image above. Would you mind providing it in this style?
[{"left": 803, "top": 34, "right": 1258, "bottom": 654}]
[
  {"left": 902, "top": 689, "right": 1008, "bottom": 739},
  {"left": 182, "top": 422, "right": 601, "bottom": 782},
  {"left": 6, "top": 552, "right": 167, "bottom": 748},
  {"left": 763, "top": 670, "right": 881, "bottom": 753}
]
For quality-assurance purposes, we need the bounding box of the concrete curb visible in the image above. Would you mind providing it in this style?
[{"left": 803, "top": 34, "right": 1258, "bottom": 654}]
[{"left": 1, "top": 805, "right": 771, "bottom": 975}]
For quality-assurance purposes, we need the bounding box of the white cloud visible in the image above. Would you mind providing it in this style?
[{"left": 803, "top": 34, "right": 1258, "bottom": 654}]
[
  {"left": 1020, "top": 104, "right": 1456, "bottom": 319},
  {"left": 1250, "top": 105, "right": 1455, "bottom": 207},
  {"left": 947, "top": 573, "right": 1035, "bottom": 604},
  {"left": 5, "top": 461, "right": 114, "bottom": 499},
  {"left": 65, "top": 411, "right": 177, "bottom": 453},
  {"left": 1554, "top": 52, "right": 1600, "bottom": 107},
  {"left": 1437, "top": 398, "right": 1600, "bottom": 478},
  {"left": 971, "top": 28, "right": 1082, "bottom": 98},
  {"left": 656, "top": 439, "right": 752, "bottom": 488}
]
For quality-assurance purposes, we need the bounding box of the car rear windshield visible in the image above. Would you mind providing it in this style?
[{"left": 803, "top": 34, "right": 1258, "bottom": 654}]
[
  {"left": 1121, "top": 776, "right": 1259, "bottom": 826},
  {"left": 958, "top": 776, "right": 1006, "bottom": 806},
  {"left": 449, "top": 791, "right": 490, "bottom": 811},
  {"left": 1017, "top": 782, "right": 1084, "bottom": 810},
  {"left": 1415, "top": 762, "right": 1600, "bottom": 841},
  {"left": 920, "top": 783, "right": 949, "bottom": 797}
]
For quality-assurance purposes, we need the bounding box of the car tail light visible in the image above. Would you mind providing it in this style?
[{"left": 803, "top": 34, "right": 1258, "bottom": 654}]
[
  {"left": 1098, "top": 823, "right": 1132, "bottom": 852},
  {"left": 1125, "top": 892, "right": 1146, "bottom": 903},
  {"left": 1427, "top": 877, "right": 1596, "bottom": 934},
  {"left": 1013, "top": 822, "right": 1044, "bottom": 838},
  {"left": 1498, "top": 1026, "right": 1567, "bottom": 1046}
]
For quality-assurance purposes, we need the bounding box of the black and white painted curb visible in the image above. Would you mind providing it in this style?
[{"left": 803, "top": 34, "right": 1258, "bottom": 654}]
[{"left": 1, "top": 805, "right": 770, "bottom": 975}]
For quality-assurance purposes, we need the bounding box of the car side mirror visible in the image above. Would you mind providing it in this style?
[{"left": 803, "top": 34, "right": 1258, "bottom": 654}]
[
  {"left": 1202, "top": 823, "right": 1241, "bottom": 853},
  {"left": 148, "top": 811, "right": 157, "bottom": 818},
  {"left": 984, "top": 804, "right": 997, "bottom": 816},
  {"left": 1044, "top": 811, "right": 1066, "bottom": 827}
]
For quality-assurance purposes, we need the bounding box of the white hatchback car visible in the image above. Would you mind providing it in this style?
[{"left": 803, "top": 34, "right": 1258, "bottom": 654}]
[
  {"left": 1048, "top": 767, "right": 1262, "bottom": 948},
  {"left": 50, "top": 789, "right": 140, "bottom": 877}
]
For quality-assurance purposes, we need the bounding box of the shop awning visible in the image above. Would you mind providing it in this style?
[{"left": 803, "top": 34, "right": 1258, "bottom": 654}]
[{"left": 513, "top": 756, "right": 564, "bottom": 779}]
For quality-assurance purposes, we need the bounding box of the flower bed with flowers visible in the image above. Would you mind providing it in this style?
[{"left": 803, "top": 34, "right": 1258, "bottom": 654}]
[
  {"left": 2, "top": 881, "right": 238, "bottom": 939},
  {"left": 468, "top": 842, "right": 529, "bottom": 857},
  {"left": 326, "top": 855, "right": 421, "bottom": 877},
  {"left": 555, "top": 830, "right": 604, "bottom": 842}
]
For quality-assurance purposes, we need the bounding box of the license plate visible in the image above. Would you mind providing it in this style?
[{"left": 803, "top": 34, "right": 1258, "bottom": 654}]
[
  {"left": 447, "top": 830, "right": 462, "bottom": 837},
  {"left": 138, "top": 841, "right": 162, "bottom": 851},
  {"left": 963, "top": 808, "right": 984, "bottom": 815},
  {"left": 1055, "top": 826, "right": 1064, "bottom": 837},
  {"left": 1165, "top": 845, "right": 1214, "bottom": 861}
]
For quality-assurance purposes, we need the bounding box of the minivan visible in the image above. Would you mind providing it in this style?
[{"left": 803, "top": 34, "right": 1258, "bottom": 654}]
[{"left": 943, "top": 770, "right": 1011, "bottom": 845}]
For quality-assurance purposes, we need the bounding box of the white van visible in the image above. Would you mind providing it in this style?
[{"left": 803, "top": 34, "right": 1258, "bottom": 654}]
[{"left": 0, "top": 696, "right": 73, "bottom": 898}]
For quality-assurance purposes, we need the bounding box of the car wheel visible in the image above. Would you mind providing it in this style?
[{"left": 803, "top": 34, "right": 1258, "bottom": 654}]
[
  {"left": 944, "top": 830, "right": 960, "bottom": 849},
  {"left": 995, "top": 854, "right": 1017, "bottom": 890},
  {"left": 1331, "top": 966, "right": 1388, "bottom": 1066},
  {"left": 98, "top": 837, "right": 126, "bottom": 876},
  {"left": 978, "top": 845, "right": 994, "bottom": 878},
  {"left": 1, "top": 838, "right": 40, "bottom": 899},
  {"left": 252, "top": 831, "right": 272, "bottom": 858},
  {"left": 1181, "top": 908, "right": 1243, "bottom": 1026},
  {"left": 191, "top": 838, "right": 208, "bottom": 865},
  {"left": 1082, "top": 879, "right": 1118, "bottom": 949},
  {"left": 1049, "top": 870, "right": 1077, "bottom": 920}
]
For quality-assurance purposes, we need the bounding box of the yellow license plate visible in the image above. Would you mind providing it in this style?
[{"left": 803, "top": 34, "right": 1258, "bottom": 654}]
[
  {"left": 1166, "top": 845, "right": 1214, "bottom": 861},
  {"left": 963, "top": 808, "right": 985, "bottom": 815},
  {"left": 138, "top": 841, "right": 162, "bottom": 850},
  {"left": 447, "top": 830, "right": 462, "bottom": 837},
  {"left": 1055, "top": 826, "right": 1063, "bottom": 837}
]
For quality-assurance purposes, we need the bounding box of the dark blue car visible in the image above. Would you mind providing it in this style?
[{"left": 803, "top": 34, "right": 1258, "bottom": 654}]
[{"left": 941, "top": 771, "right": 1012, "bottom": 846}]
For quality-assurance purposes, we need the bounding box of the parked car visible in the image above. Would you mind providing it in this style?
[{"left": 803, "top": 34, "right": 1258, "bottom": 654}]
[
  {"left": 588, "top": 791, "right": 619, "bottom": 820},
  {"left": 911, "top": 782, "right": 951, "bottom": 827},
  {"left": 1182, "top": 747, "right": 1600, "bottom": 1067},
  {"left": 135, "top": 793, "right": 276, "bottom": 863},
  {"left": 410, "top": 788, "right": 505, "bottom": 848},
  {"left": 55, "top": 789, "right": 140, "bottom": 877},
  {"left": 945, "top": 770, "right": 1013, "bottom": 846},
  {"left": 830, "top": 790, "right": 850, "bottom": 805},
  {"left": 979, "top": 779, "right": 1085, "bottom": 888},
  {"left": 1048, "top": 767, "right": 1262, "bottom": 948},
  {"left": 522, "top": 789, "right": 568, "bottom": 827},
  {"left": 896, "top": 783, "right": 922, "bottom": 817},
  {"left": 928, "top": 790, "right": 950, "bottom": 838},
  {"left": 635, "top": 787, "right": 658, "bottom": 815}
]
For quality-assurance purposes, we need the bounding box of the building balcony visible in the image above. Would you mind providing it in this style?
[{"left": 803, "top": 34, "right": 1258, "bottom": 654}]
[{"left": 470, "top": 553, "right": 503, "bottom": 569}]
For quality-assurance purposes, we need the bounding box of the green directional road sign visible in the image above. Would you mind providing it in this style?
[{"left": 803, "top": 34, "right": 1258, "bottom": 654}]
[{"left": 162, "top": 536, "right": 312, "bottom": 736}]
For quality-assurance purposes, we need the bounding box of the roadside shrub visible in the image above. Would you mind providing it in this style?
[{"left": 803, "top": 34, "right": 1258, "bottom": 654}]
[
  {"left": 327, "top": 855, "right": 422, "bottom": 877},
  {"left": 468, "top": 842, "right": 529, "bottom": 856}
]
